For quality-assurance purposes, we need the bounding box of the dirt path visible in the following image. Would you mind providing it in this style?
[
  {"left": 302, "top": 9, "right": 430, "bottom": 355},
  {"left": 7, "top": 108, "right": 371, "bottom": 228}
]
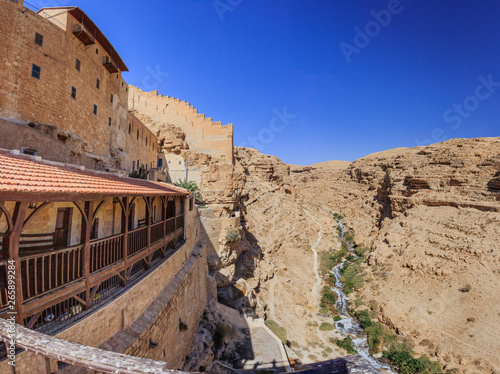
[{"left": 302, "top": 208, "right": 323, "bottom": 301}]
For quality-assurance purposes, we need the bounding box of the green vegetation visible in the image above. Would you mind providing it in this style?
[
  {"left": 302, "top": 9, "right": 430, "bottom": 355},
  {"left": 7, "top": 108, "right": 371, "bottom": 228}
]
[
  {"left": 319, "top": 308, "right": 329, "bottom": 315},
  {"left": 332, "top": 212, "right": 344, "bottom": 221},
  {"left": 174, "top": 179, "right": 203, "bottom": 203},
  {"left": 340, "top": 258, "right": 365, "bottom": 295},
  {"left": 265, "top": 320, "right": 287, "bottom": 344},
  {"left": 333, "top": 316, "right": 342, "bottom": 322},
  {"left": 332, "top": 337, "right": 357, "bottom": 354},
  {"left": 319, "top": 322, "right": 334, "bottom": 331},
  {"left": 344, "top": 230, "right": 355, "bottom": 245},
  {"left": 320, "top": 286, "right": 337, "bottom": 313},
  {"left": 320, "top": 247, "right": 348, "bottom": 274},
  {"left": 129, "top": 166, "right": 147, "bottom": 180},
  {"left": 225, "top": 228, "right": 240, "bottom": 242},
  {"left": 383, "top": 345, "right": 442, "bottom": 374},
  {"left": 354, "top": 245, "right": 370, "bottom": 257}
]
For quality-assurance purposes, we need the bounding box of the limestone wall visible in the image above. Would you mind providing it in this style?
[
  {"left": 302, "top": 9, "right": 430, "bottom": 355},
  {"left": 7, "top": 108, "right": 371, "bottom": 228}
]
[
  {"left": 128, "top": 86, "right": 234, "bottom": 164},
  {"left": 0, "top": 1, "right": 157, "bottom": 172}
]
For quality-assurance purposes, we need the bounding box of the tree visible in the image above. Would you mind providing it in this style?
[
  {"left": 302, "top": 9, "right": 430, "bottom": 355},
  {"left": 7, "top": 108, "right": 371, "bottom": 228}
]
[{"left": 174, "top": 180, "right": 203, "bottom": 203}]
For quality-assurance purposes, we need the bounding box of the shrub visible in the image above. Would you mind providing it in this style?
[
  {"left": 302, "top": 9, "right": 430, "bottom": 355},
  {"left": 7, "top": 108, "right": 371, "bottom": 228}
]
[
  {"left": 332, "top": 212, "right": 344, "bottom": 221},
  {"left": 355, "top": 310, "right": 372, "bottom": 329},
  {"left": 320, "top": 287, "right": 337, "bottom": 313},
  {"left": 174, "top": 180, "right": 203, "bottom": 203},
  {"left": 334, "top": 337, "right": 357, "bottom": 354},
  {"left": 333, "top": 316, "right": 342, "bottom": 322},
  {"left": 319, "top": 322, "right": 334, "bottom": 331},
  {"left": 354, "top": 245, "right": 370, "bottom": 257},
  {"left": 265, "top": 320, "right": 287, "bottom": 344},
  {"left": 225, "top": 228, "right": 240, "bottom": 242},
  {"left": 319, "top": 308, "right": 328, "bottom": 314},
  {"left": 365, "top": 322, "right": 384, "bottom": 352}
]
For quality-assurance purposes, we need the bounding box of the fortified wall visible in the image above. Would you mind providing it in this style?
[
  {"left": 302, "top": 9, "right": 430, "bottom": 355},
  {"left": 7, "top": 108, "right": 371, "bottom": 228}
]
[{"left": 129, "top": 86, "right": 244, "bottom": 214}]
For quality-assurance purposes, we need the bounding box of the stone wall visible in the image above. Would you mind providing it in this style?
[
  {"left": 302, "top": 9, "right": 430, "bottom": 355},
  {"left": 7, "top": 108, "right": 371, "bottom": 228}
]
[
  {"left": 128, "top": 86, "right": 234, "bottom": 164},
  {"left": 0, "top": 1, "right": 157, "bottom": 172}
]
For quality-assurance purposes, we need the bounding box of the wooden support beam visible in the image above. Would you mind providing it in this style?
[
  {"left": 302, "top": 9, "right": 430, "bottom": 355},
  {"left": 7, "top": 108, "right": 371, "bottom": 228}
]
[
  {"left": 38, "top": 354, "right": 51, "bottom": 374},
  {"left": 5, "top": 202, "right": 28, "bottom": 324},
  {"left": 146, "top": 197, "right": 152, "bottom": 268},
  {"left": 121, "top": 197, "right": 130, "bottom": 286},
  {"left": 82, "top": 201, "right": 94, "bottom": 310}
]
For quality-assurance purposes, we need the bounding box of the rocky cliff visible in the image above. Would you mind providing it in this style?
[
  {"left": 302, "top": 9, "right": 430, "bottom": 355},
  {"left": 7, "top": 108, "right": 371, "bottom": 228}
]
[{"left": 234, "top": 137, "right": 500, "bottom": 373}]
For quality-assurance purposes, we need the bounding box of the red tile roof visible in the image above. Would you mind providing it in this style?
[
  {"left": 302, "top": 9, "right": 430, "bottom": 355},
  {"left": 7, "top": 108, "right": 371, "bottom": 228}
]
[{"left": 0, "top": 151, "right": 189, "bottom": 201}]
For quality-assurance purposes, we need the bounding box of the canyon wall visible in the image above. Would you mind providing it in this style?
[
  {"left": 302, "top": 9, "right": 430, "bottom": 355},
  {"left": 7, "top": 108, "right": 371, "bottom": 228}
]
[{"left": 233, "top": 137, "right": 500, "bottom": 373}]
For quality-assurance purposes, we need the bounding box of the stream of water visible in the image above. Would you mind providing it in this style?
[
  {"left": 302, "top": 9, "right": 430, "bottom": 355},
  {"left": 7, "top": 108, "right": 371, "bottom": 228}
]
[{"left": 330, "top": 215, "right": 396, "bottom": 373}]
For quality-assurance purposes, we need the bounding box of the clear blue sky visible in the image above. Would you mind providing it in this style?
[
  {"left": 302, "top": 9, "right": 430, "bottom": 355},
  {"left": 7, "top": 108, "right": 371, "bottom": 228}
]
[{"left": 34, "top": 0, "right": 499, "bottom": 164}]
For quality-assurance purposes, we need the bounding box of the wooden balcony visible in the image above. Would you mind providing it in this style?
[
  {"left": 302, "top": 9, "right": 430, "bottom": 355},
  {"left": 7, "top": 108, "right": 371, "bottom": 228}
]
[
  {"left": 0, "top": 198, "right": 186, "bottom": 339},
  {"left": 72, "top": 23, "right": 96, "bottom": 46},
  {"left": 103, "top": 56, "right": 119, "bottom": 74}
]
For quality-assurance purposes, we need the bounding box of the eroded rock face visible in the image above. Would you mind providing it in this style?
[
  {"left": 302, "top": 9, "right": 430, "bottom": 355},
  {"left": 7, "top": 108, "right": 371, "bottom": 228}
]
[{"left": 234, "top": 137, "right": 500, "bottom": 373}]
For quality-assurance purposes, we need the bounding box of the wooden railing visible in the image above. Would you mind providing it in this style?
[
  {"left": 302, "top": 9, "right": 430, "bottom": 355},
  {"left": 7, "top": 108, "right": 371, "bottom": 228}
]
[
  {"left": 151, "top": 221, "right": 164, "bottom": 244},
  {"left": 127, "top": 226, "right": 147, "bottom": 256},
  {"left": 20, "top": 245, "right": 84, "bottom": 301},
  {"left": 90, "top": 234, "right": 123, "bottom": 274},
  {"left": 166, "top": 217, "right": 175, "bottom": 235},
  {"left": 0, "top": 206, "right": 186, "bottom": 336}
]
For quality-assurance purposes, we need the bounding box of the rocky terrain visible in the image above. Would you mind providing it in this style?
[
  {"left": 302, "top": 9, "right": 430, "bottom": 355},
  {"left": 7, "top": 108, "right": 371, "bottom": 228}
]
[{"left": 230, "top": 138, "right": 500, "bottom": 373}]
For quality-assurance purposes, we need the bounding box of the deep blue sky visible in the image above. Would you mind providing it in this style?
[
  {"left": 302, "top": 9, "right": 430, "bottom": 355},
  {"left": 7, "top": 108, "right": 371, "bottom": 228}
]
[{"left": 35, "top": 0, "right": 499, "bottom": 164}]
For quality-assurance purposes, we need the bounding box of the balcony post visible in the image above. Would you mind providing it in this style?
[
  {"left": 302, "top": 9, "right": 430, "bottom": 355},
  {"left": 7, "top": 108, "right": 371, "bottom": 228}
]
[
  {"left": 162, "top": 197, "right": 167, "bottom": 242},
  {"left": 146, "top": 197, "right": 152, "bottom": 267},
  {"left": 121, "top": 197, "right": 129, "bottom": 285},
  {"left": 5, "top": 202, "right": 28, "bottom": 325},
  {"left": 82, "top": 201, "right": 94, "bottom": 310}
]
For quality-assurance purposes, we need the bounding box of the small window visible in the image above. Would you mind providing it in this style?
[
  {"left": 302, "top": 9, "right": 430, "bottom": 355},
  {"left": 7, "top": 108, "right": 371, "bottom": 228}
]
[
  {"left": 146, "top": 137, "right": 148, "bottom": 146},
  {"left": 110, "top": 94, "right": 113, "bottom": 103},
  {"left": 22, "top": 148, "right": 37, "bottom": 155},
  {"left": 71, "top": 86, "right": 77, "bottom": 99},
  {"left": 31, "top": 64, "right": 41, "bottom": 79},
  {"left": 137, "top": 160, "right": 139, "bottom": 169},
  {"left": 158, "top": 159, "right": 163, "bottom": 168},
  {"left": 137, "top": 130, "right": 139, "bottom": 140},
  {"left": 132, "top": 161, "right": 135, "bottom": 171},
  {"left": 108, "top": 117, "right": 112, "bottom": 126},
  {"left": 96, "top": 78, "right": 100, "bottom": 90},
  {"left": 179, "top": 161, "right": 182, "bottom": 165},
  {"left": 128, "top": 123, "right": 131, "bottom": 134},
  {"left": 95, "top": 48, "right": 99, "bottom": 55},
  {"left": 75, "top": 58, "right": 81, "bottom": 72},
  {"left": 189, "top": 198, "right": 193, "bottom": 211},
  {"left": 93, "top": 104, "right": 97, "bottom": 115},
  {"left": 34, "top": 32, "right": 43, "bottom": 47},
  {"left": 168, "top": 160, "right": 171, "bottom": 164}
]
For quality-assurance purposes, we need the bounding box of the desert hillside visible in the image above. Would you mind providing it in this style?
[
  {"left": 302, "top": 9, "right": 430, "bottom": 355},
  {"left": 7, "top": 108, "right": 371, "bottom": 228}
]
[{"left": 234, "top": 137, "right": 500, "bottom": 373}]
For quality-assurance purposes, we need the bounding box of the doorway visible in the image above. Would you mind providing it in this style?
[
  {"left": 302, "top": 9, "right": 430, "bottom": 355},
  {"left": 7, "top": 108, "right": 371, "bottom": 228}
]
[{"left": 54, "top": 208, "right": 71, "bottom": 249}]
